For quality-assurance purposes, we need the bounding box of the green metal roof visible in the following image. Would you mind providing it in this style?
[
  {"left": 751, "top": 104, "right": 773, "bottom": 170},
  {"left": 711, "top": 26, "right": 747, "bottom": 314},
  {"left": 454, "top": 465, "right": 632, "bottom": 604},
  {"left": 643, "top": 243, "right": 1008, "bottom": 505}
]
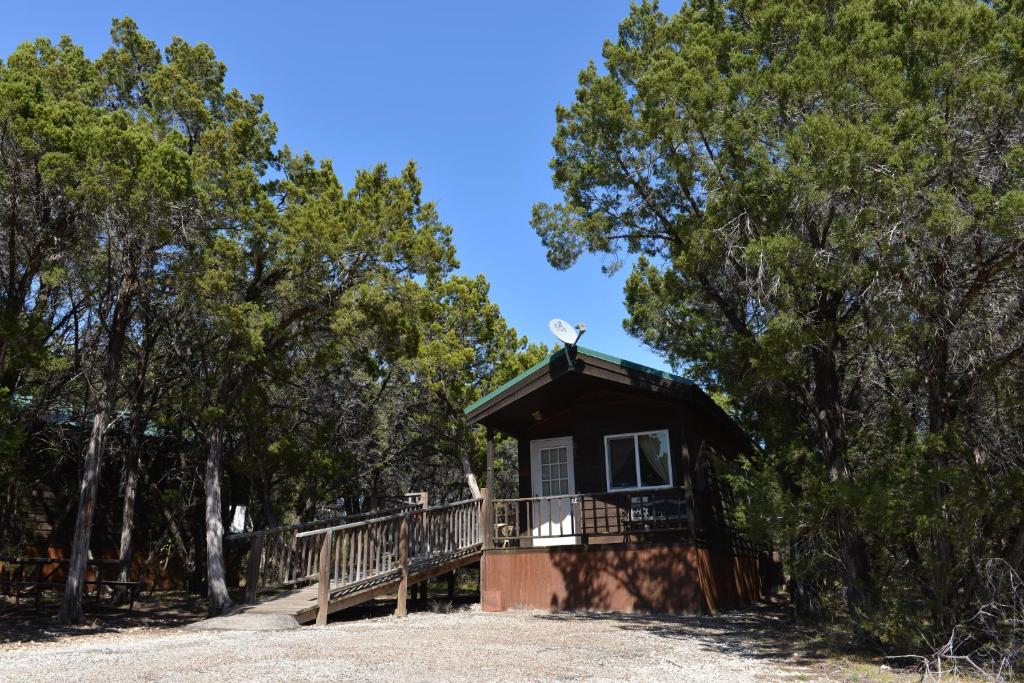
[
  {"left": 463, "top": 352, "right": 555, "bottom": 416},
  {"left": 575, "top": 346, "right": 695, "bottom": 386},
  {"left": 463, "top": 346, "right": 693, "bottom": 416}
]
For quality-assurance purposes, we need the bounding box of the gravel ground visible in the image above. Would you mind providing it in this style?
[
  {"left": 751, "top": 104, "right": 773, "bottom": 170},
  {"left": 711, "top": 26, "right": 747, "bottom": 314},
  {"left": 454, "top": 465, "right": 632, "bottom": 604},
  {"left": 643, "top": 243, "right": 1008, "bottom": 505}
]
[{"left": 0, "top": 606, "right": 818, "bottom": 682}]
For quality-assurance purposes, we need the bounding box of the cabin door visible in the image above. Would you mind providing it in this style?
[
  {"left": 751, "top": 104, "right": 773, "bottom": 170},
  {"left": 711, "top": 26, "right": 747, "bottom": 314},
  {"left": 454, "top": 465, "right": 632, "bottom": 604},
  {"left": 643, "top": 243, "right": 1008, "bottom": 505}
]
[{"left": 529, "top": 437, "right": 577, "bottom": 547}]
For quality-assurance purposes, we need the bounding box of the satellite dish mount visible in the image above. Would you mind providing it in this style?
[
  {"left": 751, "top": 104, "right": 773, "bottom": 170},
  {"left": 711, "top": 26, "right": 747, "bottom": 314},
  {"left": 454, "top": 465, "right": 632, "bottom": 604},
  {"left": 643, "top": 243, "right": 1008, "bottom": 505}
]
[{"left": 549, "top": 318, "right": 587, "bottom": 370}]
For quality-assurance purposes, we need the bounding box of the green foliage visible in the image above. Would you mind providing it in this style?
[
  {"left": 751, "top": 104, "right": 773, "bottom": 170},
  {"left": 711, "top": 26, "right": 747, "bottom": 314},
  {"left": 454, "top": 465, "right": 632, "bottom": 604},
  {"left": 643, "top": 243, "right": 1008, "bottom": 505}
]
[
  {"left": 534, "top": 0, "right": 1024, "bottom": 653},
  {"left": 0, "top": 19, "right": 535, "bottom": 588}
]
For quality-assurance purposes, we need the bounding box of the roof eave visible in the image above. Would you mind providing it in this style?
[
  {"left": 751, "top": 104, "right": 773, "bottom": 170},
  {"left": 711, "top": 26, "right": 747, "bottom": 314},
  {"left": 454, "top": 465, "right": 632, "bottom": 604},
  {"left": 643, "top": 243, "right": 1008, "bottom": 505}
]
[{"left": 464, "top": 346, "right": 695, "bottom": 426}]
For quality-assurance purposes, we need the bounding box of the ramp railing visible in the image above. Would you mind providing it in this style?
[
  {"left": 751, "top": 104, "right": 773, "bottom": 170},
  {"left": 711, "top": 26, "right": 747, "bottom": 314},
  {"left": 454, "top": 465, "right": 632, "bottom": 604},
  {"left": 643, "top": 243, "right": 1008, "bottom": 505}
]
[
  {"left": 409, "top": 497, "right": 483, "bottom": 563},
  {"left": 291, "top": 496, "right": 483, "bottom": 624},
  {"left": 225, "top": 503, "right": 418, "bottom": 601}
]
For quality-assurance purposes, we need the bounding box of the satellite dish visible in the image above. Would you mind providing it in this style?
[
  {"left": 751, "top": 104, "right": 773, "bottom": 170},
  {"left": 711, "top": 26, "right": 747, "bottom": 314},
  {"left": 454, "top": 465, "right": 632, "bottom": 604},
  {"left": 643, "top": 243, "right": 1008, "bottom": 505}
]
[{"left": 549, "top": 318, "right": 585, "bottom": 346}]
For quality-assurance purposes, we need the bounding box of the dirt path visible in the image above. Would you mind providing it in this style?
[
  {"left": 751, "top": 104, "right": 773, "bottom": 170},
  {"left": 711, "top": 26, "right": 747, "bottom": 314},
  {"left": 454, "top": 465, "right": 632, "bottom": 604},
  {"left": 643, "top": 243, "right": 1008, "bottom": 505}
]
[{"left": 0, "top": 606, "right": 820, "bottom": 682}]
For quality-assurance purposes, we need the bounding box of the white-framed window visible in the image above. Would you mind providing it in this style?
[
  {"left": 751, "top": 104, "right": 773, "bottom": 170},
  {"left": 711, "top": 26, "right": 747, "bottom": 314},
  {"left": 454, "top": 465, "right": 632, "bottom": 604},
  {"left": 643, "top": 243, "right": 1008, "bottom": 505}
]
[{"left": 604, "top": 429, "right": 673, "bottom": 491}]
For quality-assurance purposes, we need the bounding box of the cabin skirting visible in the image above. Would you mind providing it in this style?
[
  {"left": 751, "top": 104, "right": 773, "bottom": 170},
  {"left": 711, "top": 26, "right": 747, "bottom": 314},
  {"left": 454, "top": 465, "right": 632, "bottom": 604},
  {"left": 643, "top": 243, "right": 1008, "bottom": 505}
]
[{"left": 480, "top": 543, "right": 781, "bottom": 614}]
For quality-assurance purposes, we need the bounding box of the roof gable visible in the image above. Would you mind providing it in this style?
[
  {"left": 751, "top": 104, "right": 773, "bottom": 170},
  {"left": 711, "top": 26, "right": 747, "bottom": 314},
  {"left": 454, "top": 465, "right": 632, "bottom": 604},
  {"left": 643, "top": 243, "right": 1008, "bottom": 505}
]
[
  {"left": 464, "top": 346, "right": 693, "bottom": 417},
  {"left": 464, "top": 346, "right": 752, "bottom": 455}
]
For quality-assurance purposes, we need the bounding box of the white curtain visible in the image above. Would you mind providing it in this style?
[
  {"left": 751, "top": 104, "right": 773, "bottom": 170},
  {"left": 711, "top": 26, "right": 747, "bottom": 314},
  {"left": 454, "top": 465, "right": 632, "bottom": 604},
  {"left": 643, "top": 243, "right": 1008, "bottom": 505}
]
[{"left": 637, "top": 432, "right": 670, "bottom": 486}]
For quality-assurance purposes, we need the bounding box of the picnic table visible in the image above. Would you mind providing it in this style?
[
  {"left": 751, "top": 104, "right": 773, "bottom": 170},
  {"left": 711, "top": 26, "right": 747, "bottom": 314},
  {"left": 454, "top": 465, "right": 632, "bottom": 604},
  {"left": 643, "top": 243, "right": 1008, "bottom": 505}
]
[{"left": 0, "top": 556, "right": 146, "bottom": 611}]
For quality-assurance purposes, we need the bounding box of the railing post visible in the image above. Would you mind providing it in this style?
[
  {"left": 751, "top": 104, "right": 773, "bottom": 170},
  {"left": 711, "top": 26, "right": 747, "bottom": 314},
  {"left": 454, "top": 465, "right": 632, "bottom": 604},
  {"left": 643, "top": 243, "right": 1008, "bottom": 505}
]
[
  {"left": 479, "top": 488, "right": 493, "bottom": 597},
  {"left": 395, "top": 513, "right": 410, "bottom": 617},
  {"left": 316, "top": 529, "right": 332, "bottom": 626},
  {"left": 481, "top": 488, "right": 493, "bottom": 550},
  {"left": 245, "top": 534, "right": 263, "bottom": 603}
]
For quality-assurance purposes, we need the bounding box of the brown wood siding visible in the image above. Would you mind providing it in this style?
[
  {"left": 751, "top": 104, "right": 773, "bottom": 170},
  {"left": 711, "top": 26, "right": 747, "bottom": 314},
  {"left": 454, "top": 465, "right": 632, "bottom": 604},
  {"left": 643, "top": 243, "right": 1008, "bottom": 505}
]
[
  {"left": 517, "top": 437, "right": 531, "bottom": 499},
  {"left": 481, "top": 544, "right": 769, "bottom": 614},
  {"left": 508, "top": 385, "right": 755, "bottom": 554},
  {"left": 681, "top": 410, "right": 715, "bottom": 536},
  {"left": 21, "top": 482, "right": 121, "bottom": 549},
  {"left": 516, "top": 388, "right": 702, "bottom": 500}
]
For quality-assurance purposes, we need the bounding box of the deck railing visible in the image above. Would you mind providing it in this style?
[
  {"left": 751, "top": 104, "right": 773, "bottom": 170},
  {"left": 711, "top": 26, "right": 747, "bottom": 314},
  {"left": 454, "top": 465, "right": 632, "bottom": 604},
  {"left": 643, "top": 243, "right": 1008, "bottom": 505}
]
[
  {"left": 490, "top": 489, "right": 767, "bottom": 555},
  {"left": 491, "top": 489, "right": 692, "bottom": 546}
]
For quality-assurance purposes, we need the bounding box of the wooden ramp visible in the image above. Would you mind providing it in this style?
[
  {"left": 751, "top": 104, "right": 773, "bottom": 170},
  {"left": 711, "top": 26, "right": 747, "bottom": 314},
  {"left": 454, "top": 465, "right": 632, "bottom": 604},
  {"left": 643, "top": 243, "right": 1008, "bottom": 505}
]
[
  {"left": 233, "top": 545, "right": 481, "bottom": 624},
  {"left": 227, "top": 498, "right": 484, "bottom": 625}
]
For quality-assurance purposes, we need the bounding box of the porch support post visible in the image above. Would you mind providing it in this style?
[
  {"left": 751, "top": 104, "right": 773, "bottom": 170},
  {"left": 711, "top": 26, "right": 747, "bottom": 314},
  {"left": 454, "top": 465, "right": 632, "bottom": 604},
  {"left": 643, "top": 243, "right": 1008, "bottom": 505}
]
[
  {"left": 481, "top": 487, "right": 493, "bottom": 550},
  {"left": 486, "top": 426, "right": 495, "bottom": 490}
]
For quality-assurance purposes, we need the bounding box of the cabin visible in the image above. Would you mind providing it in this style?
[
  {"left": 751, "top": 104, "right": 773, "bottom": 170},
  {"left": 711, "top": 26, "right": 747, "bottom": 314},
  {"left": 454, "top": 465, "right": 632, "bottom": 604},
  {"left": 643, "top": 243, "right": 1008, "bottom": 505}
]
[{"left": 467, "top": 346, "right": 781, "bottom": 614}]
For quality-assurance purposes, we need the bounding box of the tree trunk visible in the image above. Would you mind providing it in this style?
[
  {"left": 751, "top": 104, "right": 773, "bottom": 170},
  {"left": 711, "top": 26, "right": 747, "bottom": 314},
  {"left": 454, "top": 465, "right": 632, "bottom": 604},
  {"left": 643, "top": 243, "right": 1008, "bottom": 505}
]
[
  {"left": 113, "top": 419, "right": 142, "bottom": 603},
  {"left": 204, "top": 414, "right": 232, "bottom": 615},
  {"left": 1009, "top": 525, "right": 1024, "bottom": 572},
  {"left": 60, "top": 270, "right": 134, "bottom": 624},
  {"left": 924, "top": 321, "right": 957, "bottom": 631},
  {"left": 257, "top": 469, "right": 279, "bottom": 529},
  {"left": 788, "top": 530, "right": 820, "bottom": 615},
  {"left": 115, "top": 260, "right": 158, "bottom": 604},
  {"left": 810, "top": 345, "right": 874, "bottom": 625},
  {"left": 146, "top": 475, "right": 195, "bottom": 576},
  {"left": 459, "top": 452, "right": 481, "bottom": 499},
  {"left": 61, "top": 403, "right": 111, "bottom": 622}
]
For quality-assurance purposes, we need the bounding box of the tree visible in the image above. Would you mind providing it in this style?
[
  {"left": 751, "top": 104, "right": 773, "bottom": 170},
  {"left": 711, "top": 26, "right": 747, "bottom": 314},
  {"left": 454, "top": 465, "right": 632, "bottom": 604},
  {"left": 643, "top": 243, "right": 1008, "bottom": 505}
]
[
  {"left": 0, "top": 16, "right": 277, "bottom": 622},
  {"left": 58, "top": 20, "right": 176, "bottom": 623},
  {"left": 181, "top": 151, "right": 456, "bottom": 614},
  {"left": 0, "top": 17, "right": 539, "bottom": 624},
  {"left": 224, "top": 270, "right": 545, "bottom": 539},
  {"left": 408, "top": 274, "right": 547, "bottom": 497},
  {"left": 0, "top": 35, "right": 94, "bottom": 556},
  {"left": 0, "top": 21, "right": 193, "bottom": 623},
  {"left": 533, "top": 0, "right": 1024, "bottom": 647}
]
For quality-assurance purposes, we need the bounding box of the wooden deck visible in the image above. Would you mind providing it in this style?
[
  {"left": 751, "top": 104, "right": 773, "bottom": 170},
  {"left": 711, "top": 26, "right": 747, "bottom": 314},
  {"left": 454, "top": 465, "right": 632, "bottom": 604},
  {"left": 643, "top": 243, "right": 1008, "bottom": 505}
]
[{"left": 226, "top": 497, "right": 485, "bottom": 624}]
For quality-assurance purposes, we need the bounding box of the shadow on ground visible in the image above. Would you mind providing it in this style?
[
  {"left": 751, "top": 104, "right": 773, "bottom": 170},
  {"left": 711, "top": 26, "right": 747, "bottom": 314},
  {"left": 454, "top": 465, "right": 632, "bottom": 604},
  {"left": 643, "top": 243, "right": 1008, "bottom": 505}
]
[
  {"left": 325, "top": 593, "right": 479, "bottom": 623},
  {"left": 533, "top": 600, "right": 841, "bottom": 666},
  {"left": 0, "top": 587, "right": 477, "bottom": 642},
  {"left": 0, "top": 592, "right": 207, "bottom": 644}
]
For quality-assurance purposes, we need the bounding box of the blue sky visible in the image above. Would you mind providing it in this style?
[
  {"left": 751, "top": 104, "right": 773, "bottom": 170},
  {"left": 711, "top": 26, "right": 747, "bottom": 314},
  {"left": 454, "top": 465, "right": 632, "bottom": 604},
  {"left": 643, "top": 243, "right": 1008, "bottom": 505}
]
[{"left": 1, "top": 1, "right": 673, "bottom": 373}]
